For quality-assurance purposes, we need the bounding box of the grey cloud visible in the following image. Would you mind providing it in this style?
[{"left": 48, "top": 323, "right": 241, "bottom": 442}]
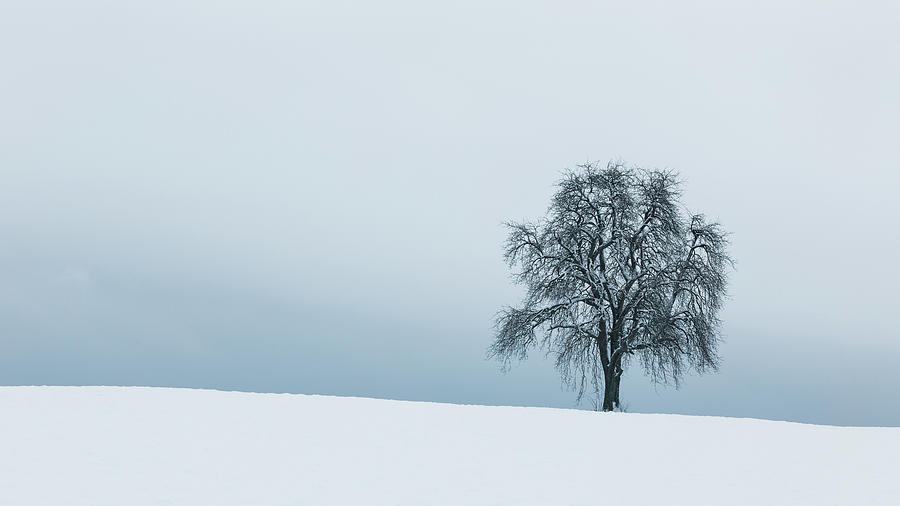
[{"left": 1, "top": 0, "right": 898, "bottom": 425}]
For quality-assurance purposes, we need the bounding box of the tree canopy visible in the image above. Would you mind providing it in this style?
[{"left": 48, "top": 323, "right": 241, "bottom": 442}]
[{"left": 490, "top": 161, "right": 732, "bottom": 411}]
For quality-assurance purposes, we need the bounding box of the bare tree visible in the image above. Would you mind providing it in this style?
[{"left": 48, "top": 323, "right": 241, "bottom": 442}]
[{"left": 490, "top": 161, "right": 732, "bottom": 411}]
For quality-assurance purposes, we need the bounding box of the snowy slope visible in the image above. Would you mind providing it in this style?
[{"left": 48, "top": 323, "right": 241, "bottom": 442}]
[{"left": 0, "top": 387, "right": 897, "bottom": 505}]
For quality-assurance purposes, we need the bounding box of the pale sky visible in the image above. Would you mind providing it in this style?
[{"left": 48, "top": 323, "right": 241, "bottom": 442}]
[{"left": 2, "top": 0, "right": 899, "bottom": 426}]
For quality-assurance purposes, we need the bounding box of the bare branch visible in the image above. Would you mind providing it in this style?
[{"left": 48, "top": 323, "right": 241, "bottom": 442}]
[{"left": 489, "top": 160, "right": 732, "bottom": 411}]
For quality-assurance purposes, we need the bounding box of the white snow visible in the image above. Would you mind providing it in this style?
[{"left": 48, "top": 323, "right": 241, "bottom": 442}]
[{"left": 1, "top": 386, "right": 897, "bottom": 505}]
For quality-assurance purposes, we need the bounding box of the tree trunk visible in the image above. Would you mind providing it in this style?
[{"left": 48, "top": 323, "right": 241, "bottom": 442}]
[
  {"left": 601, "top": 368, "right": 622, "bottom": 412},
  {"left": 601, "top": 373, "right": 620, "bottom": 411},
  {"left": 611, "top": 372, "right": 621, "bottom": 409}
]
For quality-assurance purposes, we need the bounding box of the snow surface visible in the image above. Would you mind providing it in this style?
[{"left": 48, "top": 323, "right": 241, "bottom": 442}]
[{"left": 1, "top": 387, "right": 897, "bottom": 505}]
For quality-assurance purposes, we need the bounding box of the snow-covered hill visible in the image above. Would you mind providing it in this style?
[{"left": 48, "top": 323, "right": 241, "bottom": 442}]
[{"left": 1, "top": 387, "right": 897, "bottom": 505}]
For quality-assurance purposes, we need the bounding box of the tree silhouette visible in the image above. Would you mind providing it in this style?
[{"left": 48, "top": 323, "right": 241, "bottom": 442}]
[{"left": 490, "top": 161, "right": 732, "bottom": 411}]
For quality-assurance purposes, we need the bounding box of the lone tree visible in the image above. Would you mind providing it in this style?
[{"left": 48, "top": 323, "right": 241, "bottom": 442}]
[{"left": 490, "top": 161, "right": 731, "bottom": 411}]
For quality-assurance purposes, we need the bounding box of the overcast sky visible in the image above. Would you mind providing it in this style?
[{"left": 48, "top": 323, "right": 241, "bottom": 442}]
[{"left": 2, "top": 0, "right": 899, "bottom": 426}]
